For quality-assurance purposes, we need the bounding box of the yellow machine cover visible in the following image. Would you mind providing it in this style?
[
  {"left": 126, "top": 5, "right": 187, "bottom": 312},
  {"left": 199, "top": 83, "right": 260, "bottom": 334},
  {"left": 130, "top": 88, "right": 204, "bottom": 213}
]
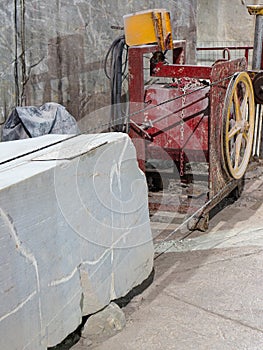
[{"left": 123, "top": 9, "right": 173, "bottom": 51}]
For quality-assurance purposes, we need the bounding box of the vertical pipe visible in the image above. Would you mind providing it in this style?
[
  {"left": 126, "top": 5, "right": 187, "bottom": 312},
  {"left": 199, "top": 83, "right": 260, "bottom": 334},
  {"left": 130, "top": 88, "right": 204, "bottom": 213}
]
[
  {"left": 247, "top": 5, "right": 263, "bottom": 70},
  {"left": 252, "top": 15, "right": 263, "bottom": 70},
  {"left": 248, "top": 6, "right": 263, "bottom": 158}
]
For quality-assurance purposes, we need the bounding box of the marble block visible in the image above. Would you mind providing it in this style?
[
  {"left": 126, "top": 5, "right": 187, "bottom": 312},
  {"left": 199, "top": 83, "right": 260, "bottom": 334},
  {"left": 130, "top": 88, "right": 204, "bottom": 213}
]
[{"left": 0, "top": 133, "right": 154, "bottom": 349}]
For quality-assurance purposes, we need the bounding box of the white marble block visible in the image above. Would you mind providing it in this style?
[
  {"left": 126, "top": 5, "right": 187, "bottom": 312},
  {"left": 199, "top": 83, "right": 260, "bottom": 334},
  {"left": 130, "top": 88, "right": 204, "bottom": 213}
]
[{"left": 0, "top": 133, "right": 154, "bottom": 349}]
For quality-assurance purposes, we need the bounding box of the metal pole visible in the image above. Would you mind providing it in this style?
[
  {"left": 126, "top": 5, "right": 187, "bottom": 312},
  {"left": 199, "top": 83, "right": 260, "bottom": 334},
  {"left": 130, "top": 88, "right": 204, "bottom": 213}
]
[{"left": 247, "top": 5, "right": 263, "bottom": 70}]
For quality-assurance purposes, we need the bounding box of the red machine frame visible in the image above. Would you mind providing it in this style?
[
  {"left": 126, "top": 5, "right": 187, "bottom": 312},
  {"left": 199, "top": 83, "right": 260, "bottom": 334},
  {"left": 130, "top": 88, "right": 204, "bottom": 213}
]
[{"left": 128, "top": 41, "right": 248, "bottom": 228}]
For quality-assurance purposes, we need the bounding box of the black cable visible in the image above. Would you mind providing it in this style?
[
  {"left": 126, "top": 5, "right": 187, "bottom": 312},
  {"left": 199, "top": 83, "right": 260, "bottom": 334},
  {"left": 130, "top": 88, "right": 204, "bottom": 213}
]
[
  {"left": 104, "top": 35, "right": 124, "bottom": 79},
  {"left": 104, "top": 35, "right": 128, "bottom": 132}
]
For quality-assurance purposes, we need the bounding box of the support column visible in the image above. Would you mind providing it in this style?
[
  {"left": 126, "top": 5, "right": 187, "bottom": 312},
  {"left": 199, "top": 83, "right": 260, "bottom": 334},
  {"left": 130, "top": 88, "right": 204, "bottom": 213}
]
[{"left": 247, "top": 5, "right": 263, "bottom": 70}]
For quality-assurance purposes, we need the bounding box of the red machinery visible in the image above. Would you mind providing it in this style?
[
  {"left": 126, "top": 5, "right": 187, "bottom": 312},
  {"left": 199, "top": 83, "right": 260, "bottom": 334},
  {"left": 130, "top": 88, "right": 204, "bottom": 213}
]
[
  {"left": 106, "top": 7, "right": 263, "bottom": 230},
  {"left": 127, "top": 40, "right": 255, "bottom": 230}
]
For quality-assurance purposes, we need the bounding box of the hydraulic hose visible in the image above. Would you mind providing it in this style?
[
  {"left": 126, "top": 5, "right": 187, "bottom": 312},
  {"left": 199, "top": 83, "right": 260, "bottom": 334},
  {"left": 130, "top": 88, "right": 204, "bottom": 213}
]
[{"left": 104, "top": 35, "right": 128, "bottom": 132}]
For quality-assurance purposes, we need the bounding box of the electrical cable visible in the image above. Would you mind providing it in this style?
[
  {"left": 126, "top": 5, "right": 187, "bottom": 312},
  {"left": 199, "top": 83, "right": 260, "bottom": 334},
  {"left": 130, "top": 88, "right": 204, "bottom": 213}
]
[{"left": 104, "top": 35, "right": 128, "bottom": 132}]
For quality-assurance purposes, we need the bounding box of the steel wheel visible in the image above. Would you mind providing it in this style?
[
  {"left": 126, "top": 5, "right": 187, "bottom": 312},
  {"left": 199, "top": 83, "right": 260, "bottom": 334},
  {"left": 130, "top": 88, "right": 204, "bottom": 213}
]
[{"left": 222, "top": 72, "right": 255, "bottom": 179}]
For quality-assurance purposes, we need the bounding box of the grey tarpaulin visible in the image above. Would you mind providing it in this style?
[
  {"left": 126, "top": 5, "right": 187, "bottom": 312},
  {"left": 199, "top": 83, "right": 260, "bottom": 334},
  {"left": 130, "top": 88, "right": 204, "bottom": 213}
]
[{"left": 2, "top": 102, "right": 80, "bottom": 141}]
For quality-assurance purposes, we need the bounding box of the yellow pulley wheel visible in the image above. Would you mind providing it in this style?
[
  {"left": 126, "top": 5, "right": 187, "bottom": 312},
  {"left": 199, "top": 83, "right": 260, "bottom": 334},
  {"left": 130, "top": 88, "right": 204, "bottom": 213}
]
[{"left": 222, "top": 72, "right": 255, "bottom": 179}]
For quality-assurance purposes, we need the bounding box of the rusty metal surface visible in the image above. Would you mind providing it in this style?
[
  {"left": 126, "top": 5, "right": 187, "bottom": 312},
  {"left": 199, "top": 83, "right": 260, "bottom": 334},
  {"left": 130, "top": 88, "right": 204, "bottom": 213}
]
[
  {"left": 144, "top": 81, "right": 209, "bottom": 163},
  {"left": 151, "top": 63, "right": 212, "bottom": 79},
  {"left": 209, "top": 57, "right": 247, "bottom": 198},
  {"left": 128, "top": 43, "right": 248, "bottom": 227}
]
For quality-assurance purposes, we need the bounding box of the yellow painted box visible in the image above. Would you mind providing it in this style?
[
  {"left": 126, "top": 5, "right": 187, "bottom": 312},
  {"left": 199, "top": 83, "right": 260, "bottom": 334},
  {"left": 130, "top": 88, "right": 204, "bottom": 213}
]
[{"left": 123, "top": 9, "right": 173, "bottom": 51}]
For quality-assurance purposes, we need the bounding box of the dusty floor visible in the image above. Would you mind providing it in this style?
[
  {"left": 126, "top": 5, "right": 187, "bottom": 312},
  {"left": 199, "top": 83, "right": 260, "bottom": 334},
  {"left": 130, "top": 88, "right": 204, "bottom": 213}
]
[{"left": 63, "top": 160, "right": 263, "bottom": 349}]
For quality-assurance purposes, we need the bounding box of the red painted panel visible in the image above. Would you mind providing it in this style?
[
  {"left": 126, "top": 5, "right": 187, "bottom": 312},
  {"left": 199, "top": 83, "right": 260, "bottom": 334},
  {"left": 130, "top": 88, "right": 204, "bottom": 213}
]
[
  {"left": 151, "top": 62, "right": 212, "bottom": 80},
  {"left": 143, "top": 82, "right": 210, "bottom": 162}
]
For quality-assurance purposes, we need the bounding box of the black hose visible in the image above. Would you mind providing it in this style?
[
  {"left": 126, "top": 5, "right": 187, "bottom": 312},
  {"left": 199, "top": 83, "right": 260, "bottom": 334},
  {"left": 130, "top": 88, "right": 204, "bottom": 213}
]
[{"left": 104, "top": 35, "right": 128, "bottom": 132}]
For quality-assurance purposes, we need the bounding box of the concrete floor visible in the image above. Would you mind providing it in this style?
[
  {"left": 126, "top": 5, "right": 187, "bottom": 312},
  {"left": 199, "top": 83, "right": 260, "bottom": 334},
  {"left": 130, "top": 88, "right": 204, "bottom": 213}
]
[{"left": 71, "top": 161, "right": 263, "bottom": 349}]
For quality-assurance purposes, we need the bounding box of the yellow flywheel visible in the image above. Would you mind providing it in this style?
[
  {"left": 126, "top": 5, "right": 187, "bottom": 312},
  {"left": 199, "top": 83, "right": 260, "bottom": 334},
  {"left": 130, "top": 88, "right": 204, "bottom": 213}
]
[{"left": 222, "top": 71, "right": 255, "bottom": 179}]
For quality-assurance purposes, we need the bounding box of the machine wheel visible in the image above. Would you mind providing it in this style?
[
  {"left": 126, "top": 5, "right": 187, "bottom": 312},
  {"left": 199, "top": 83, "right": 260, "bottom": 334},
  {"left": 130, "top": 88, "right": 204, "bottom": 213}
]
[{"left": 222, "top": 72, "right": 255, "bottom": 179}]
